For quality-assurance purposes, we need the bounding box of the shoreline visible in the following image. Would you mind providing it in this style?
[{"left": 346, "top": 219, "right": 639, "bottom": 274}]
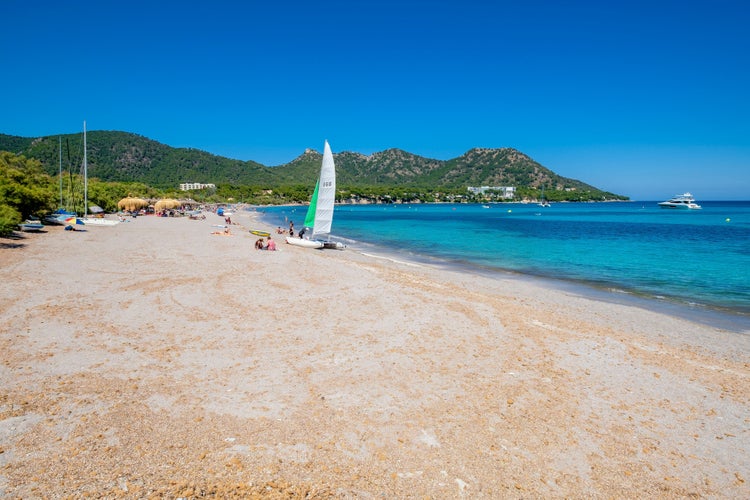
[
  {"left": 2, "top": 211, "right": 749, "bottom": 497},
  {"left": 356, "top": 240, "right": 750, "bottom": 333},
  {"left": 254, "top": 207, "right": 750, "bottom": 334}
]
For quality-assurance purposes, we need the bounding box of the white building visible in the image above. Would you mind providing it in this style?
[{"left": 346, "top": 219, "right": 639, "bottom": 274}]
[
  {"left": 180, "top": 182, "right": 216, "bottom": 191},
  {"left": 467, "top": 186, "right": 515, "bottom": 199}
]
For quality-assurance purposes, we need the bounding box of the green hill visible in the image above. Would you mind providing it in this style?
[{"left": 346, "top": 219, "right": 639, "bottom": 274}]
[{"left": 0, "top": 131, "right": 627, "bottom": 201}]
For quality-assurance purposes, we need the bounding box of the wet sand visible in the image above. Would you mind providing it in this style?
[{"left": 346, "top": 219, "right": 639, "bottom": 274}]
[{"left": 1, "top": 211, "right": 748, "bottom": 498}]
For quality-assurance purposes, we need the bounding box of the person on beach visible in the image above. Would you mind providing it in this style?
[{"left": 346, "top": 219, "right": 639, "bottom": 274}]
[
  {"left": 289, "top": 221, "right": 294, "bottom": 237},
  {"left": 266, "top": 236, "right": 276, "bottom": 251},
  {"left": 298, "top": 227, "right": 306, "bottom": 239},
  {"left": 255, "top": 238, "right": 265, "bottom": 250}
]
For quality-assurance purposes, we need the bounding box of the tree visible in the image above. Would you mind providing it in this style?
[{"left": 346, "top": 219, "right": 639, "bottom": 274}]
[{"left": 0, "top": 151, "right": 55, "bottom": 235}]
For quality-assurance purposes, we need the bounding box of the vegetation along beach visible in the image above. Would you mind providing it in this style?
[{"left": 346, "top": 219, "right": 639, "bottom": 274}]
[{"left": 1, "top": 210, "right": 748, "bottom": 498}]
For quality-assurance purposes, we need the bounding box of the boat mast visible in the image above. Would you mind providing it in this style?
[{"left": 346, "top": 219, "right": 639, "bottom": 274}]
[
  {"left": 83, "top": 121, "right": 87, "bottom": 216},
  {"left": 58, "top": 136, "right": 63, "bottom": 208}
]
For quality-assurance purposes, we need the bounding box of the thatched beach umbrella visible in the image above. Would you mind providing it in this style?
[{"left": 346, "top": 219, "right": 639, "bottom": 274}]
[
  {"left": 117, "top": 196, "right": 148, "bottom": 212},
  {"left": 154, "top": 199, "right": 181, "bottom": 212}
]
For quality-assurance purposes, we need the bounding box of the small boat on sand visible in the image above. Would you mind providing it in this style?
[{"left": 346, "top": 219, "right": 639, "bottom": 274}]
[{"left": 18, "top": 220, "right": 44, "bottom": 232}]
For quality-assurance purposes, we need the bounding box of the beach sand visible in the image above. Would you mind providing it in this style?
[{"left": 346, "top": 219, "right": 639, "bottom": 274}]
[{"left": 1, "top": 211, "right": 748, "bottom": 498}]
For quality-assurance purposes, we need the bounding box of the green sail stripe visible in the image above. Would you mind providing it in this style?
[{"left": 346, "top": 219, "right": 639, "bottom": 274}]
[{"left": 304, "top": 180, "right": 319, "bottom": 228}]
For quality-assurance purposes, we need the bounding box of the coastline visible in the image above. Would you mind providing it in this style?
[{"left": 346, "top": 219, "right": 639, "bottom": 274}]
[
  {"left": 257, "top": 206, "right": 750, "bottom": 334},
  {"left": 1, "top": 211, "right": 749, "bottom": 497}
]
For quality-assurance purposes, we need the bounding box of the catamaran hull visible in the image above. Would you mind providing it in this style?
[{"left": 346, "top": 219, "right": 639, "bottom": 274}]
[
  {"left": 285, "top": 237, "right": 346, "bottom": 249},
  {"left": 286, "top": 237, "right": 324, "bottom": 249},
  {"left": 82, "top": 218, "right": 120, "bottom": 226}
]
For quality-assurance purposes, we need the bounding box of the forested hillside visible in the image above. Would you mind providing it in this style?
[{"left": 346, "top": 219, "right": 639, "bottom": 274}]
[{"left": 0, "top": 131, "right": 627, "bottom": 202}]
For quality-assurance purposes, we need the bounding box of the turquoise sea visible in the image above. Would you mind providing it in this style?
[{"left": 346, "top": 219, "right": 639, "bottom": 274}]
[{"left": 258, "top": 201, "right": 750, "bottom": 330}]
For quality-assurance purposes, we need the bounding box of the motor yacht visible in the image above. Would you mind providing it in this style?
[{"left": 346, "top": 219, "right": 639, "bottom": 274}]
[{"left": 658, "top": 192, "right": 701, "bottom": 209}]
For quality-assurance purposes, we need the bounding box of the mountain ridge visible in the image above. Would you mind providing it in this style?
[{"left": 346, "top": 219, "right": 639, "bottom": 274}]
[{"left": 0, "top": 131, "right": 627, "bottom": 200}]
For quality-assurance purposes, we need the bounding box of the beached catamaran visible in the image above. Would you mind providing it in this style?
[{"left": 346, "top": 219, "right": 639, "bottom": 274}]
[
  {"left": 286, "top": 140, "right": 344, "bottom": 249},
  {"left": 44, "top": 137, "right": 78, "bottom": 225}
]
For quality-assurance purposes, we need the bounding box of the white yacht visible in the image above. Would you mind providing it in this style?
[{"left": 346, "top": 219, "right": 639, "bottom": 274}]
[{"left": 658, "top": 192, "right": 701, "bottom": 209}]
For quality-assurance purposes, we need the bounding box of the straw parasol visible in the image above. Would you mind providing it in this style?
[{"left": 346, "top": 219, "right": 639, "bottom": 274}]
[
  {"left": 154, "top": 199, "right": 181, "bottom": 212},
  {"left": 117, "top": 196, "right": 148, "bottom": 212}
]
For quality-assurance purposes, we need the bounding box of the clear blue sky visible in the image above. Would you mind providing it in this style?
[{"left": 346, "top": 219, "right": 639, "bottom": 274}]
[{"left": 2, "top": 0, "right": 748, "bottom": 200}]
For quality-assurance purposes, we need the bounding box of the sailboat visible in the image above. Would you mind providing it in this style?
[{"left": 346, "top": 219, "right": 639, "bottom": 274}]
[
  {"left": 538, "top": 186, "right": 551, "bottom": 207},
  {"left": 79, "top": 121, "right": 118, "bottom": 226},
  {"left": 44, "top": 137, "right": 78, "bottom": 225},
  {"left": 286, "top": 140, "right": 344, "bottom": 249}
]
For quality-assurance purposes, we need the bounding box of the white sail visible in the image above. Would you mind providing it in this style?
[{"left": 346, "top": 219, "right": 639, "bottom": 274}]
[{"left": 312, "top": 140, "right": 336, "bottom": 238}]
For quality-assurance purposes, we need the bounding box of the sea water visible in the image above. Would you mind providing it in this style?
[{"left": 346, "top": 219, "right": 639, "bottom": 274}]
[{"left": 258, "top": 201, "right": 750, "bottom": 327}]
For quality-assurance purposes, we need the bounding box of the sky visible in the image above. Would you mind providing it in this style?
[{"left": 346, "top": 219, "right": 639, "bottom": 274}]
[{"left": 1, "top": 0, "right": 748, "bottom": 200}]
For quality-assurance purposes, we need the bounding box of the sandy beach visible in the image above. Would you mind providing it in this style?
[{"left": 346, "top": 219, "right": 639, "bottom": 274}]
[{"left": 1, "top": 210, "right": 748, "bottom": 498}]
